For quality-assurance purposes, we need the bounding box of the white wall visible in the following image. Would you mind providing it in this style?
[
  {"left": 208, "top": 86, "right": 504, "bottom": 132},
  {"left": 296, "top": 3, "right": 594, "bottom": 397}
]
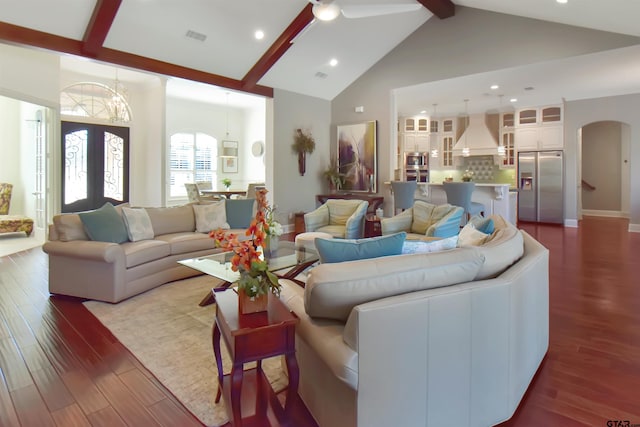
[
  {"left": 0, "top": 96, "right": 21, "bottom": 213},
  {"left": 331, "top": 6, "right": 640, "bottom": 222},
  {"left": 564, "top": 93, "right": 640, "bottom": 231},
  {"left": 166, "top": 96, "right": 265, "bottom": 196},
  {"left": 272, "top": 89, "right": 331, "bottom": 226}
]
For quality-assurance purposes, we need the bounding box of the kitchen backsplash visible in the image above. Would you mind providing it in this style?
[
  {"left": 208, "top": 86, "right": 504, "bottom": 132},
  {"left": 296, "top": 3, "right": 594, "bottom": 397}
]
[
  {"left": 429, "top": 156, "right": 516, "bottom": 186},
  {"left": 463, "top": 156, "right": 496, "bottom": 182}
]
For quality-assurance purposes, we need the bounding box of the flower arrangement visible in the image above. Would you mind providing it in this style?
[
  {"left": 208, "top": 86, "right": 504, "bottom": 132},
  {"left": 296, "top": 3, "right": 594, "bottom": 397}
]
[
  {"left": 209, "top": 188, "right": 281, "bottom": 298},
  {"left": 462, "top": 170, "right": 474, "bottom": 182},
  {"left": 323, "top": 157, "right": 345, "bottom": 191},
  {"left": 222, "top": 178, "right": 231, "bottom": 189},
  {"left": 264, "top": 204, "right": 283, "bottom": 237},
  {"left": 292, "top": 128, "right": 315, "bottom": 154}
]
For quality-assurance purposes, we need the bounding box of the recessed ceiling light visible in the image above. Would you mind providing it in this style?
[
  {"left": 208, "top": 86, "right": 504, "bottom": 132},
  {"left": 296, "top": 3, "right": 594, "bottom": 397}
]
[
  {"left": 329, "top": 58, "right": 338, "bottom": 67},
  {"left": 254, "top": 30, "right": 264, "bottom": 40},
  {"left": 557, "top": 0, "right": 568, "bottom": 4},
  {"left": 510, "top": 98, "right": 518, "bottom": 103},
  {"left": 420, "top": 110, "right": 427, "bottom": 114},
  {"left": 490, "top": 84, "right": 499, "bottom": 90}
]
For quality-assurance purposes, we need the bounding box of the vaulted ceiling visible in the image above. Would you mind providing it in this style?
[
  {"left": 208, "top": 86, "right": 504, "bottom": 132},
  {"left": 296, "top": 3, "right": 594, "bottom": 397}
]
[{"left": 1, "top": 0, "right": 639, "bottom": 110}]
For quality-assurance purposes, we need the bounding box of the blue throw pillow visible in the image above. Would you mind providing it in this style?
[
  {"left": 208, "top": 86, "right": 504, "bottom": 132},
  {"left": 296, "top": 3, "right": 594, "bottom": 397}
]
[
  {"left": 225, "top": 198, "right": 255, "bottom": 229},
  {"left": 78, "top": 202, "right": 129, "bottom": 243},
  {"left": 315, "top": 232, "right": 407, "bottom": 264},
  {"left": 470, "top": 217, "right": 495, "bottom": 234}
]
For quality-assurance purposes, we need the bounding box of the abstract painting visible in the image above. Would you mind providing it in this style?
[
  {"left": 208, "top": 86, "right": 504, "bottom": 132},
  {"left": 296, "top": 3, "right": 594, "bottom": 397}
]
[{"left": 337, "top": 121, "right": 377, "bottom": 192}]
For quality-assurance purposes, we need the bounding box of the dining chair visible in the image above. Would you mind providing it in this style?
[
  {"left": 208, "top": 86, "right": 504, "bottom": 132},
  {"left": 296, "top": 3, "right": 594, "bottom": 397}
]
[
  {"left": 390, "top": 181, "right": 417, "bottom": 215},
  {"left": 442, "top": 182, "right": 485, "bottom": 224}
]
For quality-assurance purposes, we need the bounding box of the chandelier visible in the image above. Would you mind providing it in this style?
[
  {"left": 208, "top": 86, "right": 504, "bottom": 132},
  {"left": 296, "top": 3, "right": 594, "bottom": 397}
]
[{"left": 108, "top": 69, "right": 131, "bottom": 123}]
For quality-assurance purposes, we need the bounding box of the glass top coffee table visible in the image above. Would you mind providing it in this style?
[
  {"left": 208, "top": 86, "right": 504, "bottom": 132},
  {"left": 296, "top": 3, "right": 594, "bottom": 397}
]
[{"left": 179, "top": 240, "right": 318, "bottom": 306}]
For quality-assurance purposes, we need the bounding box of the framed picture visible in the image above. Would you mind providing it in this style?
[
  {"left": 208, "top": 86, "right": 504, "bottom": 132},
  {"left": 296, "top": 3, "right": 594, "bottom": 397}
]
[
  {"left": 337, "top": 121, "right": 377, "bottom": 192},
  {"left": 222, "top": 156, "right": 238, "bottom": 173}
]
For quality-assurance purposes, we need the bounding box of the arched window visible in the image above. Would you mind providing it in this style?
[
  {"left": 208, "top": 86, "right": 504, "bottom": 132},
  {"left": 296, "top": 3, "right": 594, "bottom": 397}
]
[
  {"left": 60, "top": 82, "right": 132, "bottom": 122},
  {"left": 169, "top": 132, "right": 218, "bottom": 198}
]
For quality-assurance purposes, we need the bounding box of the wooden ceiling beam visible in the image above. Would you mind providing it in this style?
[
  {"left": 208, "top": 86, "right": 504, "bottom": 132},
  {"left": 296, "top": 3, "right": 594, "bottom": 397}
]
[
  {"left": 242, "top": 4, "right": 314, "bottom": 91},
  {"left": 0, "top": 21, "right": 273, "bottom": 98},
  {"left": 82, "top": 0, "right": 122, "bottom": 56},
  {"left": 417, "top": 0, "right": 455, "bottom": 19}
]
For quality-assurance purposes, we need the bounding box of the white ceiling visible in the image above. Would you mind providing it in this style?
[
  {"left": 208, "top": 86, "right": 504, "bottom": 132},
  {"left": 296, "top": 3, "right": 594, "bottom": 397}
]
[{"left": 2, "top": 0, "right": 640, "bottom": 114}]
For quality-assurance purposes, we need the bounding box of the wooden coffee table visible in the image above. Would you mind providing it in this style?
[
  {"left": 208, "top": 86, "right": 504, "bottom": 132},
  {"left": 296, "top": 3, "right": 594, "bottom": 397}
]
[
  {"left": 179, "top": 240, "right": 318, "bottom": 306},
  {"left": 212, "top": 288, "right": 299, "bottom": 426}
]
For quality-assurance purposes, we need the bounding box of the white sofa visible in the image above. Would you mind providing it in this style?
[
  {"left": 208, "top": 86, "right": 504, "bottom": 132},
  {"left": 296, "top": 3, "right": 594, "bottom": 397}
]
[
  {"left": 279, "top": 216, "right": 549, "bottom": 427},
  {"left": 43, "top": 200, "right": 255, "bottom": 303}
]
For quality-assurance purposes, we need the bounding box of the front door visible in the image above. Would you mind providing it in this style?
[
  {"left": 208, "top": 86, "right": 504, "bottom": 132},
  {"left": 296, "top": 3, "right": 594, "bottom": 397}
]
[{"left": 61, "top": 121, "right": 129, "bottom": 213}]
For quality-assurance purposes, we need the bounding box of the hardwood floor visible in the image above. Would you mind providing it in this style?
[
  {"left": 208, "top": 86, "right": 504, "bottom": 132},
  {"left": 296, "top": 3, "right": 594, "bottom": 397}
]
[{"left": 1, "top": 217, "right": 640, "bottom": 426}]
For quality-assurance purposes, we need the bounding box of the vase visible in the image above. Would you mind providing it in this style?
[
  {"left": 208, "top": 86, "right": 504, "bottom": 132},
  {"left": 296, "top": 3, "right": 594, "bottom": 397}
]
[
  {"left": 298, "top": 151, "right": 306, "bottom": 176},
  {"left": 238, "top": 287, "right": 268, "bottom": 314},
  {"left": 265, "top": 235, "right": 279, "bottom": 258}
]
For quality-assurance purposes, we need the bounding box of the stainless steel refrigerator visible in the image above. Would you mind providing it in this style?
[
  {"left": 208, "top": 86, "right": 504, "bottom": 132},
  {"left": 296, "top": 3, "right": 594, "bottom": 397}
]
[{"left": 517, "top": 150, "right": 564, "bottom": 223}]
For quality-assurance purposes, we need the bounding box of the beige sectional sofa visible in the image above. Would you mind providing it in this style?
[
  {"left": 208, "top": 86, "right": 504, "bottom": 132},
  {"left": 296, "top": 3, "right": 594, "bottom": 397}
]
[
  {"left": 43, "top": 200, "right": 254, "bottom": 303},
  {"left": 279, "top": 216, "right": 549, "bottom": 427}
]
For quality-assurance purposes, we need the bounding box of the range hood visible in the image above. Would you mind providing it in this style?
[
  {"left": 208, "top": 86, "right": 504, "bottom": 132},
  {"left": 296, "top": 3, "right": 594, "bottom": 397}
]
[{"left": 453, "top": 114, "right": 500, "bottom": 156}]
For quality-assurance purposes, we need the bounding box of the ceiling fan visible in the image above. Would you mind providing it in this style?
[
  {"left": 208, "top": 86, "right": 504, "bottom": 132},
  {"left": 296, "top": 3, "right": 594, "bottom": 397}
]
[{"left": 309, "top": 0, "right": 422, "bottom": 21}]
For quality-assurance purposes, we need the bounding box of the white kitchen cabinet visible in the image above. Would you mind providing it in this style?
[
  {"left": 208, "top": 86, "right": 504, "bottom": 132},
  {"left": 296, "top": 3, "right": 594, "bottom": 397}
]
[
  {"left": 401, "top": 115, "right": 430, "bottom": 152},
  {"left": 515, "top": 105, "right": 563, "bottom": 150},
  {"left": 515, "top": 125, "right": 563, "bottom": 150},
  {"left": 403, "top": 133, "right": 430, "bottom": 152}
]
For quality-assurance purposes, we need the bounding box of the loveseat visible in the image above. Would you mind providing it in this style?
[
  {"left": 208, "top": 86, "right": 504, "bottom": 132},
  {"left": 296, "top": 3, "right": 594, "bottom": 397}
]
[
  {"left": 279, "top": 216, "right": 549, "bottom": 427},
  {"left": 43, "top": 199, "right": 255, "bottom": 303}
]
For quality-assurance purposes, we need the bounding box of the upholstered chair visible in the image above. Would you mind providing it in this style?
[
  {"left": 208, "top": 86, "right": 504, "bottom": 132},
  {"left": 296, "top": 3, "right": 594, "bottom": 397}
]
[
  {"left": 442, "top": 182, "right": 485, "bottom": 223},
  {"left": 381, "top": 200, "right": 463, "bottom": 240},
  {"left": 390, "top": 180, "right": 417, "bottom": 214},
  {"left": 184, "top": 183, "right": 201, "bottom": 203},
  {"left": 304, "top": 199, "right": 369, "bottom": 239},
  {"left": 0, "top": 183, "right": 13, "bottom": 215}
]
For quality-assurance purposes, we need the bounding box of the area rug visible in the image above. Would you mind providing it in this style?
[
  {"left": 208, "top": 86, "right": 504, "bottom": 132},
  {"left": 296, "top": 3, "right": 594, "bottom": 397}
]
[{"left": 83, "top": 275, "right": 288, "bottom": 427}]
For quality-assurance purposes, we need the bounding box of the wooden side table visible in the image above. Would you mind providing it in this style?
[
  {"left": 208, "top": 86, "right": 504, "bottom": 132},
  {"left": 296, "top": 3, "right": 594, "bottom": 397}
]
[
  {"left": 212, "top": 289, "right": 300, "bottom": 426},
  {"left": 294, "top": 212, "right": 306, "bottom": 235},
  {"left": 364, "top": 214, "right": 382, "bottom": 238}
]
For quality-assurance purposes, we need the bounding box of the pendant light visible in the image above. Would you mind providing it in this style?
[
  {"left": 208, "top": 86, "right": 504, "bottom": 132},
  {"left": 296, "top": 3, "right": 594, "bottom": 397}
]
[
  {"left": 430, "top": 104, "right": 438, "bottom": 158},
  {"left": 497, "top": 94, "right": 506, "bottom": 156},
  {"left": 462, "top": 99, "right": 470, "bottom": 157},
  {"left": 221, "top": 92, "right": 238, "bottom": 157}
]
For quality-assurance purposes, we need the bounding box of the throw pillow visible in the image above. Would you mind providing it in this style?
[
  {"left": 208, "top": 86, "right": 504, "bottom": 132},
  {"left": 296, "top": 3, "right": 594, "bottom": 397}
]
[
  {"left": 78, "top": 202, "right": 129, "bottom": 243},
  {"left": 457, "top": 223, "right": 489, "bottom": 247},
  {"left": 193, "top": 201, "right": 230, "bottom": 233},
  {"left": 469, "top": 216, "right": 495, "bottom": 234},
  {"left": 410, "top": 201, "right": 435, "bottom": 235},
  {"left": 225, "top": 198, "right": 256, "bottom": 229},
  {"left": 121, "top": 207, "right": 154, "bottom": 241},
  {"left": 401, "top": 235, "right": 458, "bottom": 254},
  {"left": 314, "top": 232, "right": 407, "bottom": 264}
]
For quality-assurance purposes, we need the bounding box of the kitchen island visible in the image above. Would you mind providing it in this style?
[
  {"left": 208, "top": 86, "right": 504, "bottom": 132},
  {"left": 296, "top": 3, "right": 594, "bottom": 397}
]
[{"left": 409, "top": 182, "right": 515, "bottom": 224}]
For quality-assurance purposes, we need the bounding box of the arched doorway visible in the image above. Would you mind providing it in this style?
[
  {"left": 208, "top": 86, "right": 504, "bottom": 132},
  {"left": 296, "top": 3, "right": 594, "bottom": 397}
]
[{"left": 579, "top": 120, "right": 630, "bottom": 219}]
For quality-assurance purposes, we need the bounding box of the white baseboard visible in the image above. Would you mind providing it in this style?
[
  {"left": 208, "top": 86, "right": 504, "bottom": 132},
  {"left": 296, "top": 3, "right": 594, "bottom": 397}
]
[
  {"left": 582, "top": 209, "right": 627, "bottom": 218},
  {"left": 564, "top": 219, "right": 578, "bottom": 228},
  {"left": 629, "top": 223, "right": 640, "bottom": 233}
]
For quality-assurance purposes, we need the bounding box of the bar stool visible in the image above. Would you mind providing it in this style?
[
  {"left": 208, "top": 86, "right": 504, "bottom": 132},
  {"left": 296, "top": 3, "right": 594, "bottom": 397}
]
[
  {"left": 442, "top": 182, "right": 485, "bottom": 224},
  {"left": 390, "top": 181, "right": 417, "bottom": 214}
]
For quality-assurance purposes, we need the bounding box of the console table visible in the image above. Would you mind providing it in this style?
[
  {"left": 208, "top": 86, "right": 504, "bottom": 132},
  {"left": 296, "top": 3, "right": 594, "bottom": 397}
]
[
  {"left": 316, "top": 193, "right": 384, "bottom": 214},
  {"left": 212, "top": 289, "right": 300, "bottom": 426}
]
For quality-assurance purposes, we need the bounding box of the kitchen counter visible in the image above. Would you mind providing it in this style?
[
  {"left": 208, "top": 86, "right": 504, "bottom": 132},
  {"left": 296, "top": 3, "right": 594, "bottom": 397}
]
[
  {"left": 425, "top": 182, "right": 515, "bottom": 224},
  {"left": 384, "top": 181, "right": 516, "bottom": 224}
]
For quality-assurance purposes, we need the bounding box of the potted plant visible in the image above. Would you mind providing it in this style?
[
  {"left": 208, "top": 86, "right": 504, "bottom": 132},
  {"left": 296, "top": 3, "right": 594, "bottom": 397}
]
[
  {"left": 210, "top": 188, "right": 281, "bottom": 314},
  {"left": 292, "top": 128, "right": 315, "bottom": 176},
  {"left": 323, "top": 157, "right": 344, "bottom": 192},
  {"left": 222, "top": 178, "right": 232, "bottom": 189}
]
